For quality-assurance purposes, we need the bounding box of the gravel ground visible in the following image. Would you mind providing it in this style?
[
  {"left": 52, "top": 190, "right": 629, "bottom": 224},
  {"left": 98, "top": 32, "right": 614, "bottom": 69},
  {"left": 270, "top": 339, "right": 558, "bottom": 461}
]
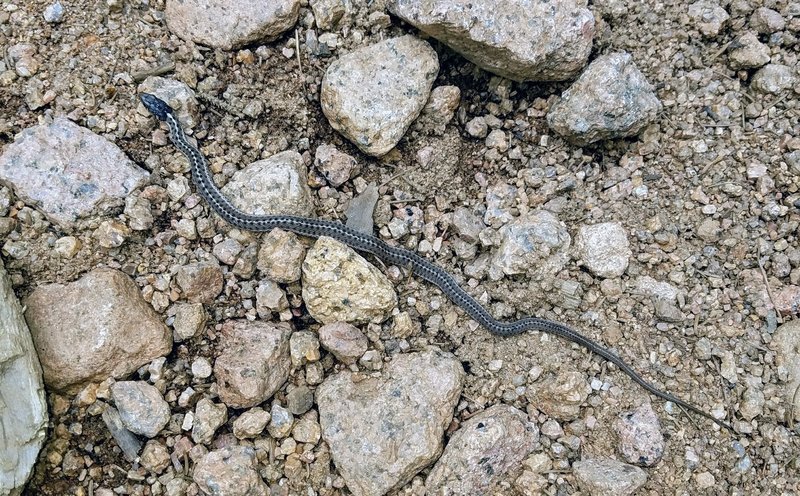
[{"left": 2, "top": 0, "right": 799, "bottom": 494}]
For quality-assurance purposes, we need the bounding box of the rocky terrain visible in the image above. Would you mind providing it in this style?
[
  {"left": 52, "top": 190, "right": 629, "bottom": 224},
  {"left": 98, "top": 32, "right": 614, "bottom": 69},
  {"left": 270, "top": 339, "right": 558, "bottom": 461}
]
[{"left": 0, "top": 0, "right": 799, "bottom": 495}]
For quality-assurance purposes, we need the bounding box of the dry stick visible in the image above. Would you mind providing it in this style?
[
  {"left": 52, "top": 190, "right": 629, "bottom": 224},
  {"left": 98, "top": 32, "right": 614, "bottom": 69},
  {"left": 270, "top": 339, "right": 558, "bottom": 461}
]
[
  {"left": 757, "top": 244, "right": 783, "bottom": 324},
  {"left": 131, "top": 62, "right": 176, "bottom": 82},
  {"left": 790, "top": 383, "right": 800, "bottom": 430}
]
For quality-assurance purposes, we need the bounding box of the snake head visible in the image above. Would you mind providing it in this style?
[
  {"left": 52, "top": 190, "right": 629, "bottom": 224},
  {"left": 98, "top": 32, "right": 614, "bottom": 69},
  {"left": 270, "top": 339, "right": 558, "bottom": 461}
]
[{"left": 139, "top": 93, "right": 174, "bottom": 121}]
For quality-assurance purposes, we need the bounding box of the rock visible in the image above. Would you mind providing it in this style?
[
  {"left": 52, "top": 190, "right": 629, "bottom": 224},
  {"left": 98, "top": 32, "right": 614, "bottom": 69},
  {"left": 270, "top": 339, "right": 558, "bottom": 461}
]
[
  {"left": 102, "top": 406, "right": 142, "bottom": 462},
  {"left": 111, "top": 381, "right": 171, "bottom": 438},
  {"left": 452, "top": 207, "right": 485, "bottom": 244},
  {"left": 286, "top": 385, "right": 314, "bottom": 415},
  {"left": 311, "top": 0, "right": 345, "bottom": 30},
  {"left": 770, "top": 320, "right": 800, "bottom": 419},
  {"left": 572, "top": 458, "right": 647, "bottom": 496},
  {"left": 191, "top": 357, "right": 213, "bottom": 379},
  {"left": 213, "top": 238, "right": 243, "bottom": 265},
  {"left": 175, "top": 261, "right": 224, "bottom": 304},
  {"left": 193, "top": 446, "right": 268, "bottom": 496},
  {"left": 0, "top": 260, "right": 47, "bottom": 496},
  {"left": 124, "top": 196, "right": 154, "bottom": 231},
  {"left": 751, "top": 64, "right": 796, "bottom": 94},
  {"left": 43, "top": 1, "right": 64, "bottom": 23},
  {"left": 25, "top": 268, "right": 171, "bottom": 393},
  {"left": 547, "top": 52, "right": 662, "bottom": 146},
  {"left": 387, "top": 0, "right": 593, "bottom": 82},
  {"left": 93, "top": 220, "right": 131, "bottom": 248},
  {"left": 613, "top": 404, "right": 664, "bottom": 466},
  {"left": 318, "top": 322, "right": 369, "bottom": 364},
  {"left": 688, "top": 1, "right": 730, "bottom": 37},
  {"left": 728, "top": 32, "right": 771, "bottom": 70},
  {"left": 425, "top": 405, "right": 539, "bottom": 494},
  {"left": 413, "top": 85, "right": 461, "bottom": 135},
  {"left": 233, "top": 408, "right": 271, "bottom": 439},
  {"left": 750, "top": 7, "right": 785, "bottom": 34},
  {"left": 221, "top": 151, "right": 314, "bottom": 217},
  {"left": 527, "top": 370, "right": 590, "bottom": 421},
  {"left": 739, "top": 379, "right": 765, "bottom": 421},
  {"left": 138, "top": 77, "right": 200, "bottom": 129},
  {"left": 140, "top": 440, "right": 171, "bottom": 474},
  {"left": 192, "top": 398, "right": 228, "bottom": 445},
  {"left": 317, "top": 350, "right": 464, "bottom": 496},
  {"left": 257, "top": 228, "right": 306, "bottom": 283},
  {"left": 267, "top": 404, "right": 294, "bottom": 438},
  {"left": 576, "top": 222, "right": 631, "bottom": 278},
  {"left": 302, "top": 236, "right": 397, "bottom": 325},
  {"left": 289, "top": 331, "right": 321, "bottom": 367},
  {"left": 345, "top": 184, "right": 379, "bottom": 235},
  {"left": 314, "top": 144, "right": 359, "bottom": 187},
  {"left": 7, "top": 44, "right": 39, "bottom": 77},
  {"left": 321, "top": 35, "right": 439, "bottom": 156},
  {"left": 466, "top": 116, "right": 489, "bottom": 139},
  {"left": 0, "top": 118, "right": 149, "bottom": 230},
  {"left": 654, "top": 298, "right": 684, "bottom": 323},
  {"left": 214, "top": 320, "right": 291, "bottom": 409},
  {"left": 165, "top": 0, "right": 299, "bottom": 50},
  {"left": 491, "top": 210, "right": 571, "bottom": 280},
  {"left": 255, "top": 280, "right": 289, "bottom": 318},
  {"left": 635, "top": 276, "right": 679, "bottom": 302},
  {"left": 172, "top": 302, "right": 206, "bottom": 342},
  {"left": 292, "top": 415, "right": 322, "bottom": 444}
]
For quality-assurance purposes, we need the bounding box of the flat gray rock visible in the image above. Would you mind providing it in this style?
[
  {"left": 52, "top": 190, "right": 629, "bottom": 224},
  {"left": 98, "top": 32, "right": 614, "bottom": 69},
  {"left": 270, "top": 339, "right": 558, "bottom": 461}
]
[
  {"left": 387, "top": 0, "right": 594, "bottom": 82},
  {"left": 221, "top": 151, "right": 314, "bottom": 217},
  {"left": 317, "top": 350, "right": 464, "bottom": 496},
  {"left": 572, "top": 458, "right": 647, "bottom": 496},
  {"left": 575, "top": 222, "right": 631, "bottom": 278},
  {"left": 165, "top": 0, "right": 299, "bottom": 50},
  {"left": 321, "top": 35, "right": 439, "bottom": 156},
  {"left": 0, "top": 118, "right": 149, "bottom": 230},
  {"left": 24, "top": 268, "right": 172, "bottom": 393},
  {"left": 0, "top": 260, "right": 47, "bottom": 496}
]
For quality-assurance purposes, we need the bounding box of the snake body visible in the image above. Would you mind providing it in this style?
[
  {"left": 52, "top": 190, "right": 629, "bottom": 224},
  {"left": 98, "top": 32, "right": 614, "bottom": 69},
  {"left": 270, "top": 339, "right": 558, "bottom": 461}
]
[{"left": 140, "top": 93, "right": 732, "bottom": 431}]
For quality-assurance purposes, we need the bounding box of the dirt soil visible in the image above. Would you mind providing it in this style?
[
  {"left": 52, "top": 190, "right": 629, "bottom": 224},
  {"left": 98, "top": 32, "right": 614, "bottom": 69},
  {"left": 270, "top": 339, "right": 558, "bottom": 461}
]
[{"left": 1, "top": 0, "right": 799, "bottom": 494}]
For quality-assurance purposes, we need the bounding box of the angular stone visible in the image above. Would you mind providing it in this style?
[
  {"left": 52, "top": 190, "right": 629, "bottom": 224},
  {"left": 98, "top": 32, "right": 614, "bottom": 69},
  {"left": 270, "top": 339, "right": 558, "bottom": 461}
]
[
  {"left": 491, "top": 210, "right": 571, "bottom": 280},
  {"left": 572, "top": 458, "right": 647, "bottom": 496},
  {"left": 426, "top": 405, "right": 538, "bottom": 494},
  {"left": 547, "top": 52, "right": 662, "bottom": 146},
  {"left": 302, "top": 236, "right": 397, "bottom": 325},
  {"left": 317, "top": 350, "right": 464, "bottom": 496},
  {"left": 193, "top": 446, "right": 268, "bottom": 496},
  {"left": 175, "top": 261, "right": 224, "bottom": 304},
  {"left": 321, "top": 35, "right": 438, "bottom": 156},
  {"left": 0, "top": 118, "right": 149, "bottom": 229},
  {"left": 214, "top": 320, "right": 292, "bottom": 409},
  {"left": 24, "top": 268, "right": 171, "bottom": 393},
  {"left": 111, "top": 381, "right": 171, "bottom": 438},
  {"left": 318, "top": 322, "right": 368, "bottom": 364},
  {"left": 387, "top": 0, "right": 593, "bottom": 82},
  {"left": 221, "top": 151, "right": 314, "bottom": 217},
  {"left": 166, "top": 0, "right": 299, "bottom": 50},
  {"left": 613, "top": 404, "right": 664, "bottom": 467},
  {"left": 0, "top": 260, "right": 47, "bottom": 496},
  {"left": 575, "top": 222, "right": 631, "bottom": 278}
]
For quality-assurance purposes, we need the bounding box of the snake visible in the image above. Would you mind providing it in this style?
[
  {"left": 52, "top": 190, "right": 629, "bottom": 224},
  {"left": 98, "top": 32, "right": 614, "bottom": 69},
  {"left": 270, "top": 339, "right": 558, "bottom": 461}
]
[{"left": 140, "top": 92, "right": 733, "bottom": 431}]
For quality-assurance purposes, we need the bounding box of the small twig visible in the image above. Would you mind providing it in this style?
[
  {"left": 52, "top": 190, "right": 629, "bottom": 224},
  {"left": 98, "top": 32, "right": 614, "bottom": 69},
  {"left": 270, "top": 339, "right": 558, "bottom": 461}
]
[
  {"left": 708, "top": 41, "right": 733, "bottom": 62},
  {"left": 131, "top": 62, "right": 175, "bottom": 82},
  {"left": 295, "top": 28, "right": 306, "bottom": 93},
  {"left": 757, "top": 244, "right": 783, "bottom": 324},
  {"left": 789, "top": 382, "right": 800, "bottom": 430},
  {"left": 699, "top": 155, "right": 725, "bottom": 178}
]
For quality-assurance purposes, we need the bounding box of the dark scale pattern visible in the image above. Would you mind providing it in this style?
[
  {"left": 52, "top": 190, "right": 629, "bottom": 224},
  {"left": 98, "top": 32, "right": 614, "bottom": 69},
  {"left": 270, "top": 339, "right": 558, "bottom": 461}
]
[{"left": 144, "top": 93, "right": 732, "bottom": 431}]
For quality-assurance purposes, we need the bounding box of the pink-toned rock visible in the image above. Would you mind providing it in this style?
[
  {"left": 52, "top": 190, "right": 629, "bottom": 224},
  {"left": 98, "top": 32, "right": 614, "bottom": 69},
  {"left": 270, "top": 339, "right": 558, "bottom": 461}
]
[
  {"left": 0, "top": 118, "right": 149, "bottom": 230},
  {"left": 166, "top": 0, "right": 299, "bottom": 50},
  {"left": 175, "top": 261, "right": 224, "bottom": 303},
  {"left": 24, "top": 269, "right": 171, "bottom": 393},
  {"left": 214, "top": 320, "right": 292, "bottom": 408},
  {"left": 318, "top": 322, "right": 368, "bottom": 364}
]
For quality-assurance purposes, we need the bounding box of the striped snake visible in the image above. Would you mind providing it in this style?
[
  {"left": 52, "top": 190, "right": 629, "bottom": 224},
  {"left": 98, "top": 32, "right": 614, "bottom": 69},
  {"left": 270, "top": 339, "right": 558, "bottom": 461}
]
[{"left": 140, "top": 93, "right": 732, "bottom": 431}]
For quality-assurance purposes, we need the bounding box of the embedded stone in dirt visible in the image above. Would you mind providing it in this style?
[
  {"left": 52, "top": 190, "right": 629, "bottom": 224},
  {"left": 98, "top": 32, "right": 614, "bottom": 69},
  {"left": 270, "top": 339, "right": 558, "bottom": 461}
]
[
  {"left": 320, "top": 35, "right": 439, "bottom": 156},
  {"left": 316, "top": 350, "right": 464, "bottom": 496},
  {"left": 387, "top": 0, "right": 594, "bottom": 82},
  {"left": 24, "top": 268, "right": 171, "bottom": 393},
  {"left": 0, "top": 118, "right": 149, "bottom": 230}
]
